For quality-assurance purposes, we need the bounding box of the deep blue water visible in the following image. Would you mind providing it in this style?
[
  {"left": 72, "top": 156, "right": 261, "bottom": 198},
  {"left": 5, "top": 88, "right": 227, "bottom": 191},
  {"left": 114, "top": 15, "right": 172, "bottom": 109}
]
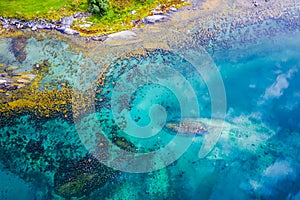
[
  {"left": 1, "top": 12, "right": 300, "bottom": 200},
  {"left": 217, "top": 31, "right": 300, "bottom": 131}
]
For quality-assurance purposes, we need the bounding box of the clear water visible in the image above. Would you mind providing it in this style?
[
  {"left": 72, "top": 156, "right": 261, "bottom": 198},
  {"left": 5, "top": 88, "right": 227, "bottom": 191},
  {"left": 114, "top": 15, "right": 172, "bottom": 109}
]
[{"left": 1, "top": 5, "right": 300, "bottom": 200}]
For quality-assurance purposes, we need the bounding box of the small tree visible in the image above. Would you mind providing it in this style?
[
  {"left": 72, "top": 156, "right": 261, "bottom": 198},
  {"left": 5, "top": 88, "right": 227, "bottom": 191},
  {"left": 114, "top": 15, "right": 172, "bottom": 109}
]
[{"left": 88, "top": 0, "right": 110, "bottom": 16}]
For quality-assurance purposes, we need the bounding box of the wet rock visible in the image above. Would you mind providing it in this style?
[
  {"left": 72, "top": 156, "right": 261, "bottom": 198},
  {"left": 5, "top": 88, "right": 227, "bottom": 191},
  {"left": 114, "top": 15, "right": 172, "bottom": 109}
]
[
  {"left": 36, "top": 24, "right": 46, "bottom": 29},
  {"left": 144, "top": 15, "right": 169, "bottom": 24},
  {"left": 10, "top": 36, "right": 27, "bottom": 63},
  {"left": 0, "top": 64, "right": 36, "bottom": 92},
  {"left": 0, "top": 79, "right": 8, "bottom": 84},
  {"left": 23, "top": 21, "right": 32, "bottom": 28},
  {"left": 60, "top": 16, "right": 74, "bottom": 28},
  {"left": 112, "top": 136, "right": 138, "bottom": 152},
  {"left": 0, "top": 73, "right": 36, "bottom": 91},
  {"left": 107, "top": 30, "right": 137, "bottom": 40},
  {"left": 151, "top": 10, "right": 164, "bottom": 15},
  {"left": 0, "top": 16, "right": 76, "bottom": 35},
  {"left": 56, "top": 27, "right": 79, "bottom": 35},
  {"left": 169, "top": 7, "right": 178, "bottom": 12},
  {"left": 91, "top": 35, "right": 108, "bottom": 42},
  {"left": 166, "top": 120, "right": 208, "bottom": 135},
  {"left": 25, "top": 139, "right": 45, "bottom": 160},
  {"left": 0, "top": 78, "right": 12, "bottom": 90},
  {"left": 31, "top": 26, "right": 37, "bottom": 31},
  {"left": 16, "top": 23, "right": 23, "bottom": 29},
  {"left": 9, "top": 19, "right": 20, "bottom": 25},
  {"left": 63, "top": 28, "right": 79, "bottom": 35},
  {"left": 41, "top": 23, "right": 56, "bottom": 29},
  {"left": 55, "top": 26, "right": 66, "bottom": 32}
]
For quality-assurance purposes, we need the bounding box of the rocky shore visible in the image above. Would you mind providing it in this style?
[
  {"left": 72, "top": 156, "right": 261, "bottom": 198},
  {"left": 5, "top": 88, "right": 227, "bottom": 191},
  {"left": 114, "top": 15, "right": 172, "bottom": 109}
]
[
  {"left": 0, "top": 12, "right": 89, "bottom": 36},
  {"left": 0, "top": 5, "right": 178, "bottom": 42},
  {"left": 0, "top": 64, "right": 36, "bottom": 93}
]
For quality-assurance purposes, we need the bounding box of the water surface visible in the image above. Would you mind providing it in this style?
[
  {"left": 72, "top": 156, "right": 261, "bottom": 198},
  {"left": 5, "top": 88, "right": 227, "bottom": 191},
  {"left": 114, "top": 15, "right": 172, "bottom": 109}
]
[{"left": 0, "top": 1, "right": 300, "bottom": 199}]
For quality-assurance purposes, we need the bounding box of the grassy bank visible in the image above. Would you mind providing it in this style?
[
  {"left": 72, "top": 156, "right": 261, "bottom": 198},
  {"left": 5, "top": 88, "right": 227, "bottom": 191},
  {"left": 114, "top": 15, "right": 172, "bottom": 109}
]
[
  {"left": 0, "top": 0, "right": 87, "bottom": 21},
  {"left": 0, "top": 0, "right": 188, "bottom": 36}
]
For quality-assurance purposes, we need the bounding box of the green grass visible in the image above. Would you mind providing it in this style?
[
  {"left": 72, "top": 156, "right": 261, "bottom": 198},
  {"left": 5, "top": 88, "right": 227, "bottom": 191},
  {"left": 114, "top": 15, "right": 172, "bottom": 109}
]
[
  {"left": 0, "top": 0, "right": 87, "bottom": 20},
  {"left": 74, "top": 0, "right": 187, "bottom": 36}
]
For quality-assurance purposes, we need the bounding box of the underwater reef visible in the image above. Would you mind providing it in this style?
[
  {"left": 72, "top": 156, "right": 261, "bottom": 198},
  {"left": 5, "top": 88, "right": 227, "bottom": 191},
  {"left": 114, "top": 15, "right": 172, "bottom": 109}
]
[{"left": 0, "top": 0, "right": 300, "bottom": 199}]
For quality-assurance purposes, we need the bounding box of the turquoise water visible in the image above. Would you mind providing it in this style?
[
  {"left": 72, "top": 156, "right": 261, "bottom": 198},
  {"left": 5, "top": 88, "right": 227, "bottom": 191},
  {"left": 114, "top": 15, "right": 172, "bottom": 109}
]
[{"left": 1, "top": 9, "right": 300, "bottom": 200}]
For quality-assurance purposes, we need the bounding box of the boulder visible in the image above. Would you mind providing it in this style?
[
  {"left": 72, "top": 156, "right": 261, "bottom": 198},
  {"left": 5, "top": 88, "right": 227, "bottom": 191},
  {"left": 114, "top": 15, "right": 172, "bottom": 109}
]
[
  {"left": 91, "top": 35, "right": 108, "bottom": 42},
  {"left": 151, "top": 10, "right": 164, "bottom": 15},
  {"left": 0, "top": 79, "right": 9, "bottom": 85},
  {"left": 10, "top": 36, "right": 27, "bottom": 63},
  {"left": 60, "top": 17, "right": 74, "bottom": 28},
  {"left": 144, "top": 15, "right": 169, "bottom": 24},
  {"left": 57, "top": 27, "right": 79, "bottom": 35},
  {"left": 170, "top": 7, "right": 178, "bottom": 12},
  {"left": 107, "top": 30, "right": 138, "bottom": 41},
  {"left": 63, "top": 28, "right": 79, "bottom": 35}
]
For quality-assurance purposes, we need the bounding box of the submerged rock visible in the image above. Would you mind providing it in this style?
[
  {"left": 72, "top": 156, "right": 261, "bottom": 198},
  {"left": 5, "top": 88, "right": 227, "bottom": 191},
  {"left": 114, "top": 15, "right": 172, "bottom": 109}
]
[
  {"left": 54, "top": 155, "right": 117, "bottom": 198},
  {"left": 107, "top": 30, "right": 138, "bottom": 41},
  {"left": 166, "top": 120, "right": 208, "bottom": 135},
  {"left": 91, "top": 35, "right": 108, "bottom": 42},
  {"left": 0, "top": 72, "right": 36, "bottom": 92},
  {"left": 10, "top": 36, "right": 28, "bottom": 63},
  {"left": 0, "top": 61, "right": 51, "bottom": 93}
]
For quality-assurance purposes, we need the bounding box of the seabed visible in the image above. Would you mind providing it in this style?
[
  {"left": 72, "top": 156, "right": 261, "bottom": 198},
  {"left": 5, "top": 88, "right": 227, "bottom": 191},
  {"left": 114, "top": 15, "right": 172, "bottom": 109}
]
[{"left": 0, "top": 0, "right": 300, "bottom": 199}]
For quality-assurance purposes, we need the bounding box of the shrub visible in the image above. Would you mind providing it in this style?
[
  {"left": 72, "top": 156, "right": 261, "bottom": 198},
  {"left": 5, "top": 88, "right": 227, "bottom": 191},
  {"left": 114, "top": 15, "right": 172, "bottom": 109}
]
[{"left": 88, "top": 0, "right": 110, "bottom": 15}]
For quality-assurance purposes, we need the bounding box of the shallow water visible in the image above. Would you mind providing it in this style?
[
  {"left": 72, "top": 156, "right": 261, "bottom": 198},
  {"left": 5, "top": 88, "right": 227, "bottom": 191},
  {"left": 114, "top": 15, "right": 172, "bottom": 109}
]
[{"left": 1, "top": 1, "right": 300, "bottom": 199}]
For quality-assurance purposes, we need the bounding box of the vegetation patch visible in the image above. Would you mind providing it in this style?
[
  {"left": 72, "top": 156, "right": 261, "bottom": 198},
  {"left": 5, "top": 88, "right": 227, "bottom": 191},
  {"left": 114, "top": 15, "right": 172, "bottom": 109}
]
[
  {"left": 75, "top": 0, "right": 187, "bottom": 36},
  {"left": 0, "top": 0, "right": 87, "bottom": 21}
]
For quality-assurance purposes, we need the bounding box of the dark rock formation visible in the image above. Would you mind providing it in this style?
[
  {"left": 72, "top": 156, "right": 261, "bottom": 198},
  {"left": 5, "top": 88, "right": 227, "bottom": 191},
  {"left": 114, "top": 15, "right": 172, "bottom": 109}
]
[
  {"left": 10, "top": 36, "right": 28, "bottom": 63},
  {"left": 54, "top": 154, "right": 117, "bottom": 198}
]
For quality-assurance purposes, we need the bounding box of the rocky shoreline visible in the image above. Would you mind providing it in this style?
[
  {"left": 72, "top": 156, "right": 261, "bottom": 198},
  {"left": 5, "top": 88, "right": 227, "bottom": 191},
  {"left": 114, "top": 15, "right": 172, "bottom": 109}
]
[
  {"left": 1, "top": 12, "right": 88, "bottom": 36},
  {"left": 0, "top": 5, "right": 178, "bottom": 42}
]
